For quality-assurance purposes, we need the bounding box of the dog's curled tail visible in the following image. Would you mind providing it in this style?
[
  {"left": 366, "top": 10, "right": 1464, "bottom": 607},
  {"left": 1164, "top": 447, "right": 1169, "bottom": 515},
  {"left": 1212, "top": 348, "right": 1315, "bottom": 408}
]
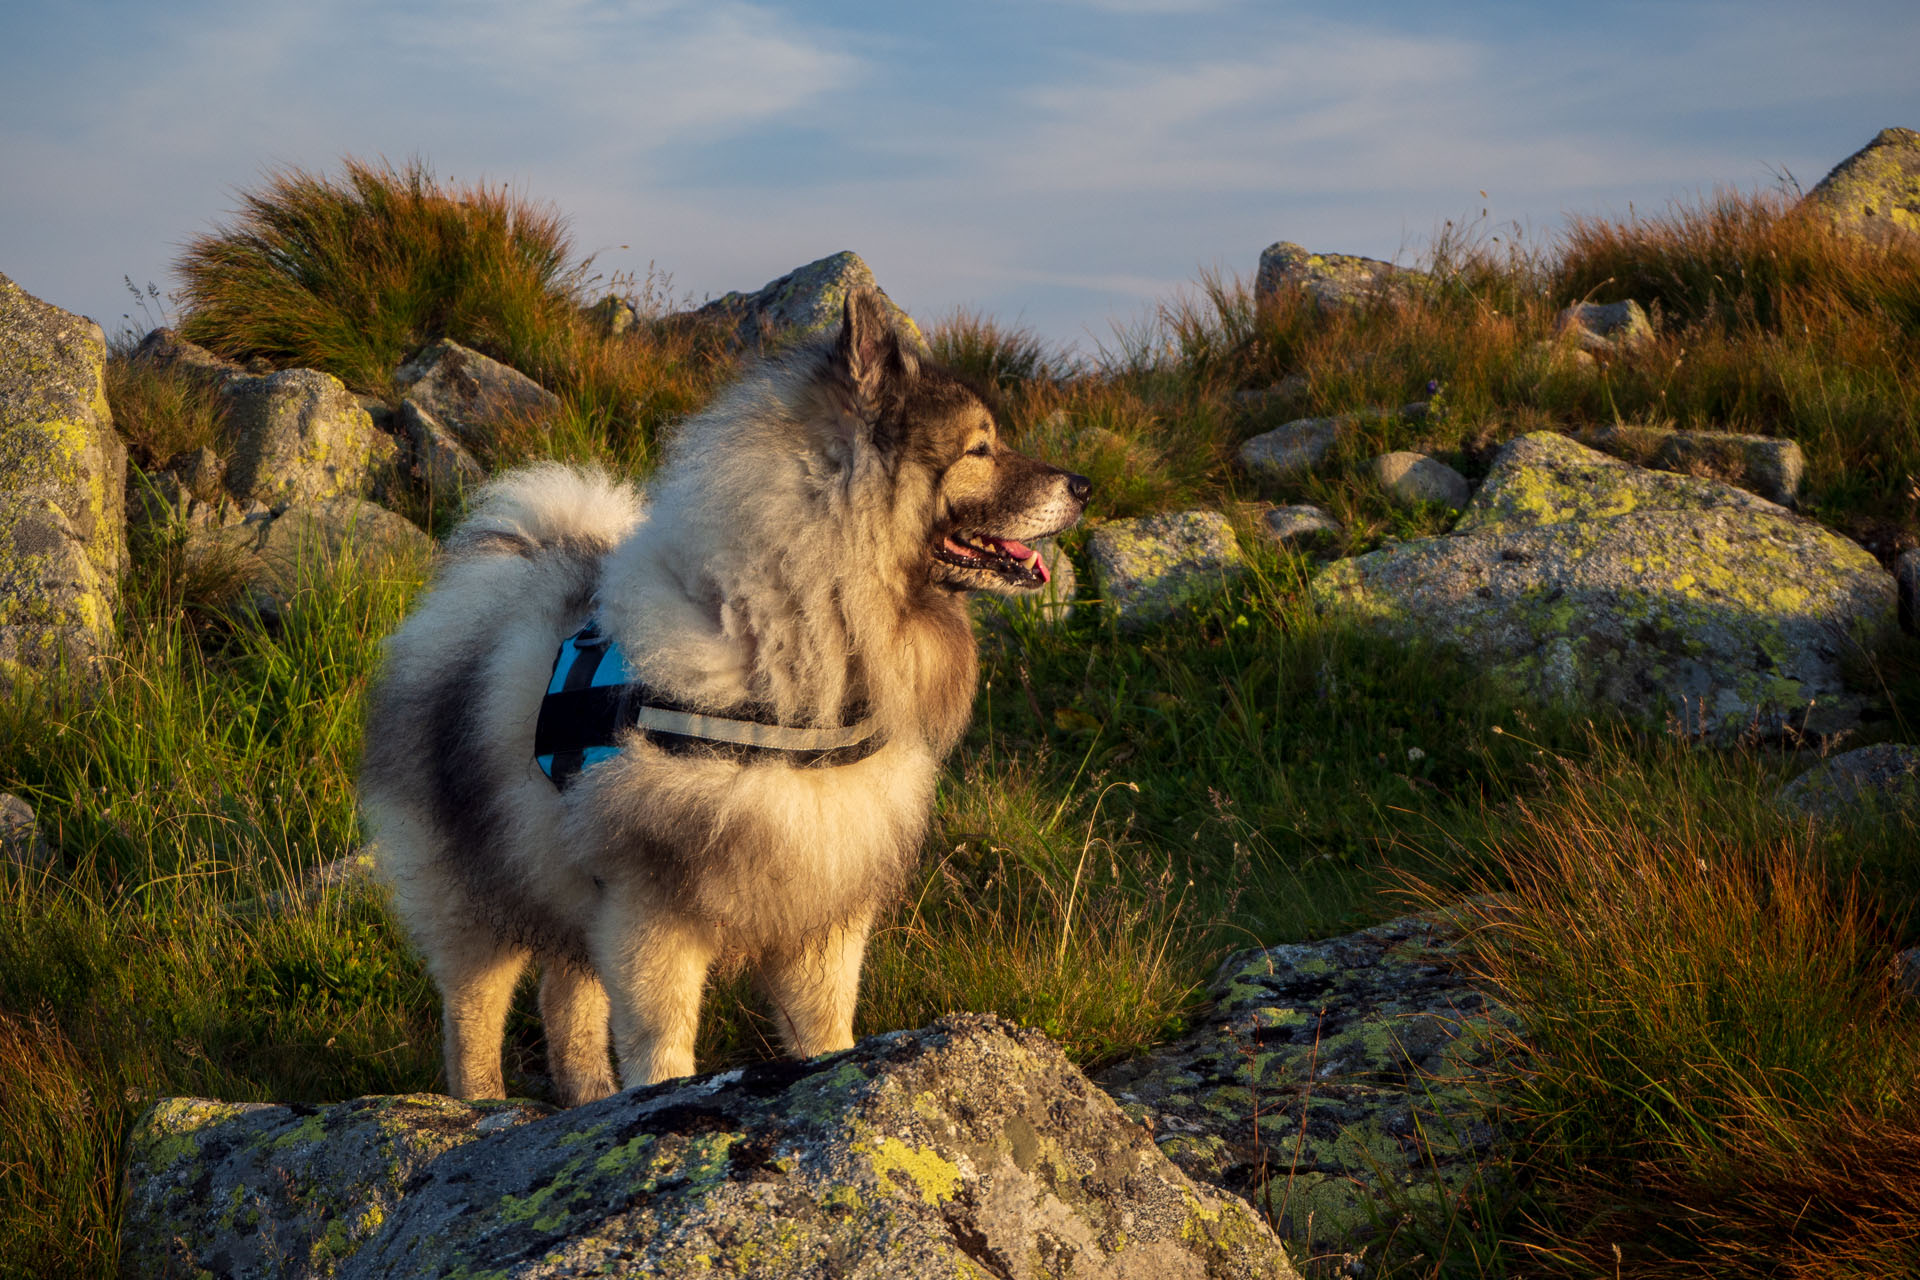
[{"left": 446, "top": 463, "right": 644, "bottom": 560}]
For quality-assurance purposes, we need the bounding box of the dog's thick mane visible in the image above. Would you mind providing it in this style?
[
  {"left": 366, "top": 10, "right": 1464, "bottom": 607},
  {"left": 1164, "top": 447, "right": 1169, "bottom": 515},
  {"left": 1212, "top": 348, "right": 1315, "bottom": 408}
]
[{"left": 594, "top": 335, "right": 978, "bottom": 756}]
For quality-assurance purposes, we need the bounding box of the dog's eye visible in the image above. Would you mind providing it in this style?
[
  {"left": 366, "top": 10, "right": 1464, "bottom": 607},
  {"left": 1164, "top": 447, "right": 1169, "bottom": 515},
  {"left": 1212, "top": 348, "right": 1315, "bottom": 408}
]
[{"left": 968, "top": 442, "right": 992, "bottom": 457}]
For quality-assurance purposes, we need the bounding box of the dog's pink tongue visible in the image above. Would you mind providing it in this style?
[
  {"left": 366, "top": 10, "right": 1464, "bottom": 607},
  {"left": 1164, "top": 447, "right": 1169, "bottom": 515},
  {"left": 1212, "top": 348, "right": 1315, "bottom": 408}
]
[{"left": 998, "top": 538, "right": 1033, "bottom": 561}]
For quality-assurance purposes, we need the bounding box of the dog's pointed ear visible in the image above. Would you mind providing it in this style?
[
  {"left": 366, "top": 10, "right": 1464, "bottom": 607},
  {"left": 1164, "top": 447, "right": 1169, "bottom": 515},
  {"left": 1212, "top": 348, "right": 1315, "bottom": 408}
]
[{"left": 834, "top": 287, "right": 916, "bottom": 413}]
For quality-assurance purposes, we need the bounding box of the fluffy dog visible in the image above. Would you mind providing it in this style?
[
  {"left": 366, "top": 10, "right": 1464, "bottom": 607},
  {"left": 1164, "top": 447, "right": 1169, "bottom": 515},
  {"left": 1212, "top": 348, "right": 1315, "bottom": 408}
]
[{"left": 362, "top": 289, "right": 1089, "bottom": 1102}]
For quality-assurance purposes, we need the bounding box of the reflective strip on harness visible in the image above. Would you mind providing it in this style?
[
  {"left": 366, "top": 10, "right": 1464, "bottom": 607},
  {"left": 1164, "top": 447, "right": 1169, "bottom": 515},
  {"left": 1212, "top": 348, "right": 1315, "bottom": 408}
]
[{"left": 534, "top": 619, "right": 884, "bottom": 790}]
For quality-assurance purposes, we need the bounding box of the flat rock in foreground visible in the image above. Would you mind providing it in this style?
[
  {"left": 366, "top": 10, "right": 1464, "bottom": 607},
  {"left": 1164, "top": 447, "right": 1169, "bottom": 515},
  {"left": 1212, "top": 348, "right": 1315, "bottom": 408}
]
[
  {"left": 121, "top": 1014, "right": 1298, "bottom": 1279},
  {"left": 1315, "top": 432, "right": 1895, "bottom": 738},
  {"left": 1098, "top": 914, "right": 1509, "bottom": 1259}
]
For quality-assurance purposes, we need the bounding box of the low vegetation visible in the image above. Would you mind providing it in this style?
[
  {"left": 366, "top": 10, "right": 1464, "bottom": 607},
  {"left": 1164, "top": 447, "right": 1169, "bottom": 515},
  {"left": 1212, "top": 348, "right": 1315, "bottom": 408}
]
[{"left": 4, "top": 161, "right": 1918, "bottom": 1277}]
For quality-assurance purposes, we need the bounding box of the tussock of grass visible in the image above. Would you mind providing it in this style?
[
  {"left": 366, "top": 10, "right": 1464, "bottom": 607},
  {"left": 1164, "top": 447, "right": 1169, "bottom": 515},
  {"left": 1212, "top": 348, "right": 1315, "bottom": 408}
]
[
  {"left": 1416, "top": 743, "right": 1920, "bottom": 1277},
  {"left": 179, "top": 158, "right": 577, "bottom": 393},
  {"left": 103, "top": 349, "right": 228, "bottom": 471}
]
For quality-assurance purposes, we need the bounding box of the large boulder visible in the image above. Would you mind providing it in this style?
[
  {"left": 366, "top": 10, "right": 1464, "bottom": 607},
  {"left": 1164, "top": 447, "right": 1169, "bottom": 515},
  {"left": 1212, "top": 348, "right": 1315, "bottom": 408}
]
[
  {"left": 1087, "top": 511, "right": 1247, "bottom": 630},
  {"left": 1803, "top": 127, "right": 1920, "bottom": 245},
  {"left": 689, "top": 251, "right": 925, "bottom": 352},
  {"left": 220, "top": 368, "right": 398, "bottom": 507},
  {"left": 0, "top": 272, "right": 127, "bottom": 687},
  {"left": 1314, "top": 432, "right": 1895, "bottom": 738},
  {"left": 121, "top": 1015, "right": 1299, "bottom": 1279},
  {"left": 393, "top": 338, "right": 560, "bottom": 451},
  {"left": 1255, "top": 243, "right": 1427, "bottom": 313},
  {"left": 1098, "top": 915, "right": 1509, "bottom": 1258}
]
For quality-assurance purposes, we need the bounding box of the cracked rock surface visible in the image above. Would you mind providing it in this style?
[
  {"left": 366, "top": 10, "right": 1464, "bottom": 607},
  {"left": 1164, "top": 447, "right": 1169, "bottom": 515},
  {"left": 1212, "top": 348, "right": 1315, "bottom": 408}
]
[{"left": 121, "top": 1014, "right": 1298, "bottom": 1279}]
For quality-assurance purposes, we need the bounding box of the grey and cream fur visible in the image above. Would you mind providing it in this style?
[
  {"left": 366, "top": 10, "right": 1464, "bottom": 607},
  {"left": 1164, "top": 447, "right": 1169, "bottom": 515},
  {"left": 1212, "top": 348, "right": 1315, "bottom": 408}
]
[{"left": 362, "top": 290, "right": 1088, "bottom": 1103}]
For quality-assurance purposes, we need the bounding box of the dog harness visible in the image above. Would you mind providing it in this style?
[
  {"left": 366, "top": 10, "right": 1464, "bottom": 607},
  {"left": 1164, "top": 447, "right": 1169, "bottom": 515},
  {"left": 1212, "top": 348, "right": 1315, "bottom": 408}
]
[{"left": 534, "top": 618, "right": 885, "bottom": 790}]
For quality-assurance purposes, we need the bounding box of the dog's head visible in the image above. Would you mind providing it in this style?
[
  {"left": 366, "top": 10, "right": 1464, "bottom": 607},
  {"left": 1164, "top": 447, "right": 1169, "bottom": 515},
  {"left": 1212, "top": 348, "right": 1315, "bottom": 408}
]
[{"left": 824, "top": 288, "right": 1090, "bottom": 594}]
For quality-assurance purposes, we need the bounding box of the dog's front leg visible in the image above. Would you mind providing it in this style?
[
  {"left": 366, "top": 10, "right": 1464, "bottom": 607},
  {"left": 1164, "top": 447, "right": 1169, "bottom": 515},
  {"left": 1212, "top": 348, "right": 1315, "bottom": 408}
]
[
  {"left": 593, "top": 898, "right": 717, "bottom": 1087},
  {"left": 761, "top": 908, "right": 874, "bottom": 1060}
]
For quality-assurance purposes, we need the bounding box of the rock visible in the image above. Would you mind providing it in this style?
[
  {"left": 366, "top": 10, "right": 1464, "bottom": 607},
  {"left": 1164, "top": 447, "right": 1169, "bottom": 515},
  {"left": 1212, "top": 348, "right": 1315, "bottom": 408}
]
[
  {"left": 1896, "top": 548, "right": 1917, "bottom": 636},
  {"left": 392, "top": 338, "right": 560, "bottom": 450},
  {"left": 1259, "top": 504, "right": 1342, "bottom": 547},
  {"left": 397, "top": 399, "right": 487, "bottom": 496},
  {"left": 1098, "top": 914, "right": 1509, "bottom": 1255},
  {"left": 219, "top": 368, "right": 398, "bottom": 508},
  {"left": 1776, "top": 743, "right": 1920, "bottom": 822},
  {"left": 1239, "top": 416, "right": 1344, "bottom": 482},
  {"left": 1255, "top": 243, "right": 1428, "bottom": 313},
  {"left": 1581, "top": 423, "right": 1805, "bottom": 507},
  {"left": 974, "top": 537, "right": 1078, "bottom": 629},
  {"left": 1529, "top": 339, "right": 1598, "bottom": 373},
  {"left": 1314, "top": 432, "right": 1896, "bottom": 739},
  {"left": 0, "top": 792, "right": 51, "bottom": 868},
  {"left": 1555, "top": 300, "right": 1654, "bottom": 353},
  {"left": 166, "top": 446, "right": 227, "bottom": 503},
  {"left": 0, "top": 272, "right": 127, "bottom": 688},
  {"left": 1370, "top": 452, "right": 1469, "bottom": 511},
  {"left": 193, "top": 496, "right": 430, "bottom": 620},
  {"left": 1087, "top": 511, "right": 1247, "bottom": 630},
  {"left": 1895, "top": 949, "right": 1920, "bottom": 1001},
  {"left": 689, "top": 251, "right": 925, "bottom": 353},
  {"left": 1803, "top": 127, "right": 1920, "bottom": 245},
  {"left": 131, "top": 327, "right": 242, "bottom": 383},
  {"left": 587, "top": 293, "right": 638, "bottom": 337},
  {"left": 121, "top": 1015, "right": 1299, "bottom": 1280}
]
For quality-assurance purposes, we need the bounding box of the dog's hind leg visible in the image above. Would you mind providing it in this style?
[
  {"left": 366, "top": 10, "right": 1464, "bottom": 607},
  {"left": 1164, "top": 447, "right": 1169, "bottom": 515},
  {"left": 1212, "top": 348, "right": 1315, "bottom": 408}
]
[
  {"left": 594, "top": 901, "right": 717, "bottom": 1086},
  {"left": 431, "top": 935, "right": 530, "bottom": 1100},
  {"left": 539, "top": 962, "right": 616, "bottom": 1105},
  {"left": 761, "top": 908, "right": 873, "bottom": 1060}
]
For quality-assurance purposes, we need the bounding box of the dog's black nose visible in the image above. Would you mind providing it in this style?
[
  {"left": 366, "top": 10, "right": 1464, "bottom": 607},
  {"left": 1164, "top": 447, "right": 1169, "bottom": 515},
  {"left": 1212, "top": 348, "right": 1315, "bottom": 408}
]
[{"left": 1066, "top": 473, "right": 1092, "bottom": 504}]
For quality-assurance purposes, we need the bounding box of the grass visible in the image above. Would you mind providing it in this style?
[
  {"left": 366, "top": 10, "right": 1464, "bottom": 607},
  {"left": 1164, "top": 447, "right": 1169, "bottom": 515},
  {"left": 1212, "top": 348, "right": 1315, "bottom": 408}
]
[{"left": 5, "top": 161, "right": 1920, "bottom": 1276}]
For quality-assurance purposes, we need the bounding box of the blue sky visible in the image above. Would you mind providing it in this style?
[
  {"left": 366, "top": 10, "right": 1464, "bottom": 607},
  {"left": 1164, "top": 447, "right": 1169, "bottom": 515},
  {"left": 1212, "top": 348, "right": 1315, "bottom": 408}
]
[{"left": 4, "top": 0, "right": 1917, "bottom": 354}]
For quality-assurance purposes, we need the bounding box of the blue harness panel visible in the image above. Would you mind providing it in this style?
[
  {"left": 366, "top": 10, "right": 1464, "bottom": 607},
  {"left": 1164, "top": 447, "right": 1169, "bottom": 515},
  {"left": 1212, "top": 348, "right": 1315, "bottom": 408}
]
[{"left": 533, "top": 619, "right": 885, "bottom": 791}]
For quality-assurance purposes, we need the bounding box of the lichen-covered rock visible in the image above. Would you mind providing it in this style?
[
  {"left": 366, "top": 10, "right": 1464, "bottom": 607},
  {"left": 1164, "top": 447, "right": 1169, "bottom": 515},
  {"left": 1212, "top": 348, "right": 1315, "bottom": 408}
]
[
  {"left": 1776, "top": 742, "right": 1920, "bottom": 822},
  {"left": 1087, "top": 511, "right": 1247, "bottom": 630},
  {"left": 1370, "top": 452, "right": 1469, "bottom": 511},
  {"left": 586, "top": 294, "right": 638, "bottom": 337},
  {"left": 974, "top": 537, "right": 1078, "bottom": 630},
  {"left": 1582, "top": 422, "right": 1804, "bottom": 506},
  {"left": 397, "top": 399, "right": 487, "bottom": 495},
  {"left": 1259, "top": 505, "right": 1341, "bottom": 547},
  {"left": 1239, "top": 417, "right": 1343, "bottom": 482},
  {"left": 0, "top": 272, "right": 127, "bottom": 688},
  {"left": 120, "top": 1093, "right": 556, "bottom": 1279},
  {"left": 1803, "top": 126, "right": 1920, "bottom": 244},
  {"left": 1555, "top": 300, "right": 1653, "bottom": 353},
  {"left": 1314, "top": 432, "right": 1895, "bottom": 738},
  {"left": 121, "top": 1015, "right": 1299, "bottom": 1280},
  {"left": 1097, "top": 915, "right": 1509, "bottom": 1257},
  {"left": 691, "top": 252, "right": 925, "bottom": 354},
  {"left": 220, "top": 369, "right": 398, "bottom": 507},
  {"left": 1255, "top": 243, "right": 1427, "bottom": 312},
  {"left": 392, "top": 339, "right": 560, "bottom": 449}
]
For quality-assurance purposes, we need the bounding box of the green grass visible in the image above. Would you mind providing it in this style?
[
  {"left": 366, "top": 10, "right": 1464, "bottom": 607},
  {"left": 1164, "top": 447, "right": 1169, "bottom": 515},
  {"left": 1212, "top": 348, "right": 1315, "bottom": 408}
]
[{"left": 5, "top": 163, "right": 1920, "bottom": 1277}]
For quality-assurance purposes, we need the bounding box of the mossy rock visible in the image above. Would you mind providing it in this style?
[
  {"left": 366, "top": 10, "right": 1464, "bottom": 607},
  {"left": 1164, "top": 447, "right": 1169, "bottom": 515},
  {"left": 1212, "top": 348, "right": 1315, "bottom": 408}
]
[
  {"left": 691, "top": 251, "right": 926, "bottom": 353},
  {"left": 1803, "top": 126, "right": 1920, "bottom": 244},
  {"left": 1086, "top": 511, "right": 1247, "bottom": 630},
  {"left": 0, "top": 271, "right": 126, "bottom": 688},
  {"left": 121, "top": 1015, "right": 1298, "bottom": 1279},
  {"left": 1097, "top": 914, "right": 1511, "bottom": 1256},
  {"left": 220, "top": 368, "right": 399, "bottom": 507},
  {"left": 1315, "top": 432, "right": 1895, "bottom": 739}
]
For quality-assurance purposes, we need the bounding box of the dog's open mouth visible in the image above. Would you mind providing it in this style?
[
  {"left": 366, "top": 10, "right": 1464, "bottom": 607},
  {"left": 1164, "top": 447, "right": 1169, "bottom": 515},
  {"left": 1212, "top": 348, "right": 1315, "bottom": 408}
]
[{"left": 934, "top": 531, "right": 1051, "bottom": 586}]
